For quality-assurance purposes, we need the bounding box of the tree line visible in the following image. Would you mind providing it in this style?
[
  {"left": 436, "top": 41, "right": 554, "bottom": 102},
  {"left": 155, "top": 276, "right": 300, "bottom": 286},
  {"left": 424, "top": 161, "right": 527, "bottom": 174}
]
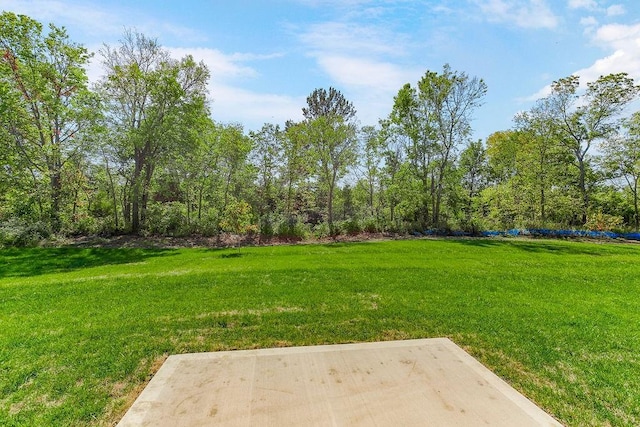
[{"left": 2, "top": 12, "right": 640, "bottom": 245}]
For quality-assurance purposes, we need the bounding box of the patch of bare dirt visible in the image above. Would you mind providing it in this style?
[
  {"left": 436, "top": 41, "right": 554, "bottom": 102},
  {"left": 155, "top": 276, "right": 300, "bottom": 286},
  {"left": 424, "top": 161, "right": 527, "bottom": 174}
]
[{"left": 59, "top": 232, "right": 407, "bottom": 249}]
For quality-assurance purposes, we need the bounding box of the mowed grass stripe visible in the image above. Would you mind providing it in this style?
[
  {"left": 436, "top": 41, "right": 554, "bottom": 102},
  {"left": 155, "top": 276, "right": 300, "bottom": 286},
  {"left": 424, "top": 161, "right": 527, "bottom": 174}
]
[{"left": 1, "top": 239, "right": 639, "bottom": 426}]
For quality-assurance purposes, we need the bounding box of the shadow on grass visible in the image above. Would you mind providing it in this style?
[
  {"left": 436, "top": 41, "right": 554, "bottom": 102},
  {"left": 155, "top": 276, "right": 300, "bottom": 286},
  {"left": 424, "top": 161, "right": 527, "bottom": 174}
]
[
  {"left": 442, "top": 238, "right": 637, "bottom": 256},
  {"left": 0, "top": 247, "right": 176, "bottom": 279},
  {"left": 220, "top": 252, "right": 244, "bottom": 258}
]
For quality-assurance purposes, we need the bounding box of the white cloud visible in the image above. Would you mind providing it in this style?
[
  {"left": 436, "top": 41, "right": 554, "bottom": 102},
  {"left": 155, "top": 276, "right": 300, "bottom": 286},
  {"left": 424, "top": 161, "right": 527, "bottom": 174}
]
[
  {"left": 1, "top": 0, "right": 121, "bottom": 36},
  {"left": 209, "top": 85, "right": 304, "bottom": 129},
  {"left": 573, "top": 50, "right": 632, "bottom": 82},
  {"left": 568, "top": 1, "right": 626, "bottom": 17},
  {"left": 580, "top": 16, "right": 598, "bottom": 34},
  {"left": 567, "top": 0, "right": 598, "bottom": 10},
  {"left": 519, "top": 84, "right": 553, "bottom": 102},
  {"left": 167, "top": 47, "right": 261, "bottom": 81},
  {"left": 295, "top": 19, "right": 423, "bottom": 124},
  {"left": 581, "top": 23, "right": 640, "bottom": 79},
  {"left": 1, "top": 0, "right": 207, "bottom": 44},
  {"left": 593, "top": 22, "right": 640, "bottom": 51},
  {"left": 312, "top": 55, "right": 421, "bottom": 123},
  {"left": 606, "top": 4, "right": 626, "bottom": 17},
  {"left": 163, "top": 47, "right": 301, "bottom": 129},
  {"left": 580, "top": 16, "right": 598, "bottom": 27},
  {"left": 471, "top": 0, "right": 559, "bottom": 29},
  {"left": 315, "top": 55, "right": 415, "bottom": 92},
  {"left": 300, "top": 22, "right": 409, "bottom": 57},
  {"left": 524, "top": 21, "right": 640, "bottom": 101}
]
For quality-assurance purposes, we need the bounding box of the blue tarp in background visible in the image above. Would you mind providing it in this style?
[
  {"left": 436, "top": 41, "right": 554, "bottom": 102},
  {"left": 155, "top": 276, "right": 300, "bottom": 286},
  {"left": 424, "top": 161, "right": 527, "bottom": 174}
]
[{"left": 412, "top": 229, "right": 640, "bottom": 240}]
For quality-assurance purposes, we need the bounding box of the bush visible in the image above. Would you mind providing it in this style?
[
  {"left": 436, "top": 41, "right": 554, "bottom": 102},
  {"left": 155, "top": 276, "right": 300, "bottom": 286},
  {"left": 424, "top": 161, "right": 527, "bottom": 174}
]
[
  {"left": 275, "top": 217, "right": 308, "bottom": 239},
  {"left": 339, "top": 219, "right": 362, "bottom": 235},
  {"left": 585, "top": 210, "right": 624, "bottom": 232},
  {"left": 144, "top": 202, "right": 189, "bottom": 236},
  {"left": 361, "top": 217, "right": 380, "bottom": 233},
  {"left": 312, "top": 222, "right": 331, "bottom": 238},
  {"left": 61, "top": 215, "right": 111, "bottom": 236},
  {"left": 458, "top": 218, "right": 485, "bottom": 235},
  {"left": 0, "top": 219, "right": 50, "bottom": 247},
  {"left": 219, "top": 200, "right": 258, "bottom": 235},
  {"left": 259, "top": 217, "right": 275, "bottom": 239},
  {"left": 192, "top": 208, "right": 220, "bottom": 236}
]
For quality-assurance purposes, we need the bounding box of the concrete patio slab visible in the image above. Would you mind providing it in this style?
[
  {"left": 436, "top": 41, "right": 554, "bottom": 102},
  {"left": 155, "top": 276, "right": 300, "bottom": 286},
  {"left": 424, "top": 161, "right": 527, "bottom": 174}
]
[{"left": 117, "top": 338, "right": 562, "bottom": 426}]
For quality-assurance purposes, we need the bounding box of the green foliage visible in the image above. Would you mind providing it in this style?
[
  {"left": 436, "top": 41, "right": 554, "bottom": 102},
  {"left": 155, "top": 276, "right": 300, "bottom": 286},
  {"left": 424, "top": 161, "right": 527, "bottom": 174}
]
[
  {"left": 585, "top": 210, "right": 623, "bottom": 232},
  {"left": 298, "top": 87, "right": 359, "bottom": 233},
  {"left": 600, "top": 111, "right": 640, "bottom": 230},
  {"left": 312, "top": 221, "right": 331, "bottom": 238},
  {"left": 549, "top": 73, "right": 640, "bottom": 223},
  {"left": 386, "top": 64, "right": 487, "bottom": 228},
  {"left": 191, "top": 208, "right": 221, "bottom": 237},
  {"left": 219, "top": 200, "right": 257, "bottom": 235},
  {"left": 0, "top": 12, "right": 99, "bottom": 232},
  {"left": 361, "top": 217, "right": 381, "bottom": 233},
  {"left": 337, "top": 218, "right": 362, "bottom": 235},
  {"left": 145, "top": 202, "right": 189, "bottom": 236},
  {"left": 3, "top": 11, "right": 640, "bottom": 240},
  {"left": 275, "top": 217, "right": 309, "bottom": 239},
  {"left": 0, "top": 218, "right": 50, "bottom": 247},
  {"left": 98, "top": 29, "right": 210, "bottom": 233}
]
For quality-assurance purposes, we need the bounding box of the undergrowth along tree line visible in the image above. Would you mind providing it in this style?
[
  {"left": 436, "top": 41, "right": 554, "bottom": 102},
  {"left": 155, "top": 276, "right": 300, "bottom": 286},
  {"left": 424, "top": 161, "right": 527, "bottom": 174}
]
[{"left": 2, "top": 12, "right": 640, "bottom": 245}]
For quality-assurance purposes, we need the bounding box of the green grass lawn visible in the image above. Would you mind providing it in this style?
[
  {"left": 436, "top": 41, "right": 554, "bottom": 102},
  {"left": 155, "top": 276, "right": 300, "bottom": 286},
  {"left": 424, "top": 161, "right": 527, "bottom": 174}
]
[{"left": 1, "top": 238, "right": 640, "bottom": 426}]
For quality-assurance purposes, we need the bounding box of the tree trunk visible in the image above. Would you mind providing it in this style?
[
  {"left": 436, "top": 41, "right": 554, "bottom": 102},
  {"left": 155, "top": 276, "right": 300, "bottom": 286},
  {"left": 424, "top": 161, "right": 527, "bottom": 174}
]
[
  {"left": 634, "top": 177, "right": 639, "bottom": 231},
  {"left": 48, "top": 138, "right": 63, "bottom": 232},
  {"left": 433, "top": 163, "right": 447, "bottom": 228},
  {"left": 50, "top": 169, "right": 62, "bottom": 232},
  {"left": 122, "top": 181, "right": 131, "bottom": 229},
  {"left": 578, "top": 157, "right": 588, "bottom": 225},
  {"left": 141, "top": 160, "right": 154, "bottom": 226},
  {"left": 131, "top": 148, "right": 144, "bottom": 234},
  {"left": 185, "top": 185, "right": 191, "bottom": 226},
  {"left": 198, "top": 182, "right": 204, "bottom": 221},
  {"left": 540, "top": 186, "right": 546, "bottom": 225},
  {"left": 328, "top": 180, "right": 335, "bottom": 235},
  {"left": 104, "top": 157, "right": 119, "bottom": 230},
  {"left": 368, "top": 177, "right": 375, "bottom": 217},
  {"left": 539, "top": 155, "right": 546, "bottom": 225}
]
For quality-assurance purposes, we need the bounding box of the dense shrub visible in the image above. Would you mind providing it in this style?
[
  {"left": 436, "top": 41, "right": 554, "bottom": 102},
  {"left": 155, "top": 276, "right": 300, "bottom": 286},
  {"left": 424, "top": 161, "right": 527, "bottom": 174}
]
[
  {"left": 338, "top": 219, "right": 362, "bottom": 235},
  {"left": 361, "top": 217, "right": 380, "bottom": 233},
  {"left": 312, "top": 222, "right": 330, "bottom": 238},
  {"left": 0, "top": 219, "right": 50, "bottom": 247},
  {"left": 275, "top": 217, "right": 309, "bottom": 239},
  {"left": 144, "top": 202, "right": 189, "bottom": 236},
  {"left": 585, "top": 210, "right": 624, "bottom": 232}
]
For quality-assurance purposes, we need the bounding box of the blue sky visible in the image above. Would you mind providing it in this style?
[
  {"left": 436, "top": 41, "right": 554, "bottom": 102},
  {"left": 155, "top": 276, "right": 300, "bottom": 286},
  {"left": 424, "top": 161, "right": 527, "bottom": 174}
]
[{"left": 3, "top": 0, "right": 640, "bottom": 140}]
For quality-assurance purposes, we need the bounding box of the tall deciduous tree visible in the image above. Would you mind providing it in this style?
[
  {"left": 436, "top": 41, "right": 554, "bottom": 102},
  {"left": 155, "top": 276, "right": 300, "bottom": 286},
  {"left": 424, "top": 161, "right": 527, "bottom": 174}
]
[
  {"left": 389, "top": 64, "right": 487, "bottom": 228},
  {"left": 249, "top": 123, "right": 283, "bottom": 234},
  {"left": 98, "top": 30, "right": 209, "bottom": 233},
  {"left": 358, "top": 125, "right": 384, "bottom": 220},
  {"left": 458, "top": 139, "right": 488, "bottom": 228},
  {"left": 602, "top": 112, "right": 640, "bottom": 230},
  {"left": 377, "top": 123, "right": 408, "bottom": 227},
  {"left": 549, "top": 73, "right": 639, "bottom": 223},
  {"left": 0, "top": 12, "right": 99, "bottom": 231},
  {"left": 419, "top": 64, "right": 487, "bottom": 226},
  {"left": 388, "top": 84, "right": 434, "bottom": 226},
  {"left": 281, "top": 121, "right": 311, "bottom": 222},
  {"left": 302, "top": 87, "right": 358, "bottom": 234},
  {"left": 514, "top": 98, "right": 573, "bottom": 225}
]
